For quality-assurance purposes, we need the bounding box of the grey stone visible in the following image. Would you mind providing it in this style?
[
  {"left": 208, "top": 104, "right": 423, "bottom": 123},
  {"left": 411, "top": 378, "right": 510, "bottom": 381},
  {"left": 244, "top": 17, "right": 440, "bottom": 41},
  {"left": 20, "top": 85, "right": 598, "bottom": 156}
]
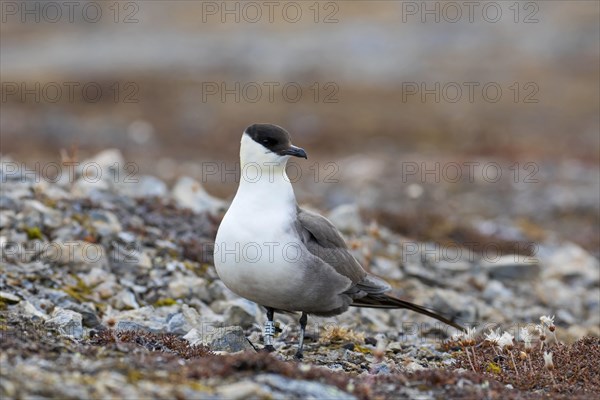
[
  {"left": 372, "top": 256, "right": 403, "bottom": 280},
  {"left": 116, "top": 175, "right": 167, "bottom": 198},
  {"left": 22, "top": 199, "right": 63, "bottom": 228},
  {"left": 167, "top": 273, "right": 210, "bottom": 301},
  {"left": 89, "top": 210, "right": 122, "bottom": 237},
  {"left": 185, "top": 326, "right": 253, "bottom": 353},
  {"left": 16, "top": 300, "right": 48, "bottom": 321},
  {"left": 327, "top": 203, "right": 363, "bottom": 234},
  {"left": 116, "top": 320, "right": 155, "bottom": 332},
  {"left": 0, "top": 196, "right": 17, "bottom": 211},
  {"left": 172, "top": 176, "right": 227, "bottom": 214},
  {"left": 539, "top": 242, "right": 599, "bottom": 285},
  {"left": 0, "top": 291, "right": 20, "bottom": 304},
  {"left": 480, "top": 255, "right": 540, "bottom": 280},
  {"left": 431, "top": 289, "right": 479, "bottom": 322},
  {"left": 45, "top": 308, "right": 83, "bottom": 339},
  {"left": 116, "top": 231, "right": 136, "bottom": 244},
  {"left": 111, "top": 289, "right": 140, "bottom": 310},
  {"left": 255, "top": 374, "right": 356, "bottom": 400},
  {"left": 434, "top": 260, "right": 473, "bottom": 273},
  {"left": 104, "top": 305, "right": 177, "bottom": 333},
  {"left": 215, "top": 380, "right": 272, "bottom": 400},
  {"left": 481, "top": 280, "right": 513, "bottom": 301},
  {"left": 82, "top": 149, "right": 125, "bottom": 174},
  {"left": 71, "top": 177, "right": 111, "bottom": 197},
  {"left": 208, "top": 280, "right": 238, "bottom": 302},
  {"left": 218, "top": 298, "right": 261, "bottom": 327},
  {"left": 43, "top": 240, "right": 109, "bottom": 271},
  {"left": 166, "top": 304, "right": 205, "bottom": 335},
  {"left": 0, "top": 210, "right": 16, "bottom": 229}
]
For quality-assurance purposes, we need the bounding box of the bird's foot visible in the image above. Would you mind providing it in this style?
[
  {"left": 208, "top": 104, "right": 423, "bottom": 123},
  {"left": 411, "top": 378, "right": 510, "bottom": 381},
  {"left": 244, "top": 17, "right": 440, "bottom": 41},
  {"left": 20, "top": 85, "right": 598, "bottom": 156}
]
[{"left": 294, "top": 351, "right": 304, "bottom": 360}]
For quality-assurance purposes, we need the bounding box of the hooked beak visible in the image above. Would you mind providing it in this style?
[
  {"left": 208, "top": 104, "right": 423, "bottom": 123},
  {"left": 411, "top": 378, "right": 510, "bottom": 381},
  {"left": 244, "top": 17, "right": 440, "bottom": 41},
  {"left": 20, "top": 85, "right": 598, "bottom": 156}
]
[{"left": 281, "top": 145, "right": 307, "bottom": 159}]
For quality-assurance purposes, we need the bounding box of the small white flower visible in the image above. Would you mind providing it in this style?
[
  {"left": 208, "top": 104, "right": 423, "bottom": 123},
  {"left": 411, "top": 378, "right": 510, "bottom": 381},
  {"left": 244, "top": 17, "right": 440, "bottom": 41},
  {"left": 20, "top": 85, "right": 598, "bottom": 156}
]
[
  {"left": 484, "top": 328, "right": 501, "bottom": 345},
  {"left": 497, "top": 332, "right": 514, "bottom": 350},
  {"left": 540, "top": 315, "right": 555, "bottom": 327},
  {"left": 451, "top": 332, "right": 465, "bottom": 342},
  {"left": 520, "top": 327, "right": 533, "bottom": 348},
  {"left": 534, "top": 324, "right": 545, "bottom": 335},
  {"left": 464, "top": 327, "right": 476, "bottom": 343},
  {"left": 543, "top": 351, "right": 554, "bottom": 370}
]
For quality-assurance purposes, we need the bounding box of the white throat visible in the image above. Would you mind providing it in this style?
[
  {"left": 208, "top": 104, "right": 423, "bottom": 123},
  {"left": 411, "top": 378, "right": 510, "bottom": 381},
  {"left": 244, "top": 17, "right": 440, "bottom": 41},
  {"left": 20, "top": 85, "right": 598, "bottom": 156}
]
[
  {"left": 230, "top": 133, "right": 297, "bottom": 213},
  {"left": 238, "top": 133, "right": 291, "bottom": 185}
]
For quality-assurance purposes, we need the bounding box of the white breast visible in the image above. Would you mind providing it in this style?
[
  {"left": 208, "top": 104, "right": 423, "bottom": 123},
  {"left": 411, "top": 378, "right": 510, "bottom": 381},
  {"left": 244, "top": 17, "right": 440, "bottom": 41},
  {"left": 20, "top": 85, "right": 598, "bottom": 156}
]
[{"left": 214, "top": 147, "right": 306, "bottom": 310}]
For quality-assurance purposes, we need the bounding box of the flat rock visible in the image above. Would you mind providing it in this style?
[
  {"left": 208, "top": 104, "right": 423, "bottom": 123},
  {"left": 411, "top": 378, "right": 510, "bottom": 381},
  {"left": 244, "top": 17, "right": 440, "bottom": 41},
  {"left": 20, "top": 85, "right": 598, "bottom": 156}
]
[
  {"left": 172, "top": 176, "right": 227, "bottom": 214},
  {"left": 185, "top": 325, "right": 253, "bottom": 353},
  {"left": 539, "top": 242, "right": 599, "bottom": 284},
  {"left": 215, "top": 380, "right": 272, "bottom": 400},
  {"left": 43, "top": 240, "right": 109, "bottom": 271},
  {"left": 255, "top": 373, "right": 356, "bottom": 400},
  {"left": 327, "top": 204, "right": 364, "bottom": 234},
  {"left": 45, "top": 308, "right": 83, "bottom": 339},
  {"left": 479, "top": 255, "right": 540, "bottom": 280}
]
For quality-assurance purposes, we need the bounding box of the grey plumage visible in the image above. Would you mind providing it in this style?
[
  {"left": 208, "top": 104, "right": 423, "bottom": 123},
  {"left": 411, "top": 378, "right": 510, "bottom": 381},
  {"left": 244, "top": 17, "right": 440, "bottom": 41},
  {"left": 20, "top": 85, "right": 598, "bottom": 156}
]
[{"left": 295, "top": 207, "right": 464, "bottom": 330}]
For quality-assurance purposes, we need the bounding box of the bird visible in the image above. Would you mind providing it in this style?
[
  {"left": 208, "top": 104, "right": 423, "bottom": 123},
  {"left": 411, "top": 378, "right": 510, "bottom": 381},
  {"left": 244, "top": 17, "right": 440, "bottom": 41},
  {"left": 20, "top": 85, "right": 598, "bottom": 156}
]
[{"left": 214, "top": 123, "right": 464, "bottom": 358}]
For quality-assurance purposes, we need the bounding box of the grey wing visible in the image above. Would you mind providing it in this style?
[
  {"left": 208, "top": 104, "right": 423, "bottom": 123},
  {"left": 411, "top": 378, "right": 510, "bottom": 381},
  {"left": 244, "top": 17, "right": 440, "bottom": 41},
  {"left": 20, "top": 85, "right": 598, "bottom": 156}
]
[{"left": 295, "top": 207, "right": 390, "bottom": 297}]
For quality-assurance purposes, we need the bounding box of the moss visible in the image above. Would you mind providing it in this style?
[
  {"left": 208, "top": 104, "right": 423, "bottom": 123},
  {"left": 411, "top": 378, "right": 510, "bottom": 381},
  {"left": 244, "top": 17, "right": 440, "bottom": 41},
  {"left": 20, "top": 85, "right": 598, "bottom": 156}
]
[
  {"left": 353, "top": 345, "right": 372, "bottom": 354},
  {"left": 486, "top": 361, "right": 501, "bottom": 374},
  {"left": 154, "top": 298, "right": 177, "bottom": 307},
  {"left": 186, "top": 382, "right": 213, "bottom": 393},
  {"left": 62, "top": 274, "right": 94, "bottom": 303},
  {"left": 126, "top": 369, "right": 143, "bottom": 384},
  {"left": 25, "top": 226, "right": 43, "bottom": 240}
]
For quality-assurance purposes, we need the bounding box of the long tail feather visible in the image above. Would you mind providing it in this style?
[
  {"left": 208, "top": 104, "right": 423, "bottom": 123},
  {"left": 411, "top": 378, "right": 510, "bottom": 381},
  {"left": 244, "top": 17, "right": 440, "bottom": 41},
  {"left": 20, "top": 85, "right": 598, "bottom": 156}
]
[{"left": 352, "top": 294, "right": 465, "bottom": 332}]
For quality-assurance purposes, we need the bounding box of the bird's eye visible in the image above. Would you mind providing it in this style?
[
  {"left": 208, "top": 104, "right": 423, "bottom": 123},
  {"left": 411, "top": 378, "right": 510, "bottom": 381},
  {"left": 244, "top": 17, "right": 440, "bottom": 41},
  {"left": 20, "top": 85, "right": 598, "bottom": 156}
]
[{"left": 262, "top": 138, "right": 275, "bottom": 145}]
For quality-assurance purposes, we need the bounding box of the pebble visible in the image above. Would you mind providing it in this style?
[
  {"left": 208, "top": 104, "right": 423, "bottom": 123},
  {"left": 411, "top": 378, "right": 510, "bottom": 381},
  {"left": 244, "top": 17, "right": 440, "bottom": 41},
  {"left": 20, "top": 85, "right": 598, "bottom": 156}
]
[
  {"left": 187, "top": 325, "right": 253, "bottom": 353},
  {"left": 115, "top": 175, "right": 168, "bottom": 198},
  {"left": 172, "top": 176, "right": 227, "bottom": 214},
  {"left": 208, "top": 280, "right": 239, "bottom": 302},
  {"left": 0, "top": 291, "right": 21, "bottom": 304},
  {"left": 539, "top": 242, "right": 599, "bottom": 285},
  {"left": 71, "top": 177, "right": 111, "bottom": 197},
  {"left": 167, "top": 273, "right": 210, "bottom": 301},
  {"left": 327, "top": 204, "right": 364, "bottom": 234},
  {"left": 45, "top": 308, "right": 83, "bottom": 339},
  {"left": 481, "top": 280, "right": 513, "bottom": 302},
  {"left": 166, "top": 304, "right": 208, "bottom": 335},
  {"left": 89, "top": 210, "right": 122, "bottom": 237},
  {"left": 111, "top": 289, "right": 140, "bottom": 310},
  {"left": 220, "top": 298, "right": 262, "bottom": 327},
  {"left": 215, "top": 380, "right": 272, "bottom": 400},
  {"left": 255, "top": 374, "right": 357, "bottom": 400},
  {"left": 43, "top": 240, "right": 109, "bottom": 271},
  {"left": 372, "top": 256, "right": 404, "bottom": 280},
  {"left": 22, "top": 199, "right": 63, "bottom": 229},
  {"left": 479, "top": 255, "right": 540, "bottom": 281}
]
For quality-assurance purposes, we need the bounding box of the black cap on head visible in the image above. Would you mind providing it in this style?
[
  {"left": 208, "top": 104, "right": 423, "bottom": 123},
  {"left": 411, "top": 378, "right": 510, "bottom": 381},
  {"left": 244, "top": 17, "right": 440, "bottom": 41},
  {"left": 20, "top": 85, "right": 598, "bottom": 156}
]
[{"left": 245, "top": 123, "right": 307, "bottom": 159}]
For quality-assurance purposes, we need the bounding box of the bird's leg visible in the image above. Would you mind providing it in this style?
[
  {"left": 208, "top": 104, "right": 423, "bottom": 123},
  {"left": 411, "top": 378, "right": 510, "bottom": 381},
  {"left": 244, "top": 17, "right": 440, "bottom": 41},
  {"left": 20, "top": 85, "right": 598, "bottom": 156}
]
[
  {"left": 294, "top": 312, "right": 308, "bottom": 359},
  {"left": 263, "top": 307, "right": 276, "bottom": 352}
]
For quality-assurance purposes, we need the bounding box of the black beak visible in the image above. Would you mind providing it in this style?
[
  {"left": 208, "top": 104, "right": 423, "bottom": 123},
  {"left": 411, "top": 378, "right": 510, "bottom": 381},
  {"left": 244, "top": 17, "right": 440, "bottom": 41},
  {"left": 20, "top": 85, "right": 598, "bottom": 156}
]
[{"left": 282, "top": 145, "right": 307, "bottom": 159}]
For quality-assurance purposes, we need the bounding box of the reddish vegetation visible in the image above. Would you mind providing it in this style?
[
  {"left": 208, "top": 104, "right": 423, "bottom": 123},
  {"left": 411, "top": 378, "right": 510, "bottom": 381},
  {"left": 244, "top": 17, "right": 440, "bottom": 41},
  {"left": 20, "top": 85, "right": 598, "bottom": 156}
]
[{"left": 448, "top": 337, "right": 600, "bottom": 396}]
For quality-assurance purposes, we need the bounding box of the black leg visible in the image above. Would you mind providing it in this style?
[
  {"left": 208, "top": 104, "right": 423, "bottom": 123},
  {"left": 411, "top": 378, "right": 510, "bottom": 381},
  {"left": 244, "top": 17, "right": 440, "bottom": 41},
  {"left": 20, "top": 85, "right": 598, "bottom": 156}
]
[
  {"left": 294, "top": 312, "right": 308, "bottom": 359},
  {"left": 263, "top": 307, "right": 276, "bottom": 352}
]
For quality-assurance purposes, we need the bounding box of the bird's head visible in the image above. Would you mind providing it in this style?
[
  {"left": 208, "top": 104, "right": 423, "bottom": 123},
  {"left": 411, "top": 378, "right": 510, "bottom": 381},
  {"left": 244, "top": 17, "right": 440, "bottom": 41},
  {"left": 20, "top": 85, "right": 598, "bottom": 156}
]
[{"left": 240, "top": 123, "right": 307, "bottom": 168}]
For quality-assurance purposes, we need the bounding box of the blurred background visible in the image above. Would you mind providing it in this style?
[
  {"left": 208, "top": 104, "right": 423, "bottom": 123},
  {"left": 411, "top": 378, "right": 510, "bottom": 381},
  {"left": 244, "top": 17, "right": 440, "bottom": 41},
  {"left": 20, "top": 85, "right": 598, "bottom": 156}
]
[{"left": 1, "top": 1, "right": 599, "bottom": 255}]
